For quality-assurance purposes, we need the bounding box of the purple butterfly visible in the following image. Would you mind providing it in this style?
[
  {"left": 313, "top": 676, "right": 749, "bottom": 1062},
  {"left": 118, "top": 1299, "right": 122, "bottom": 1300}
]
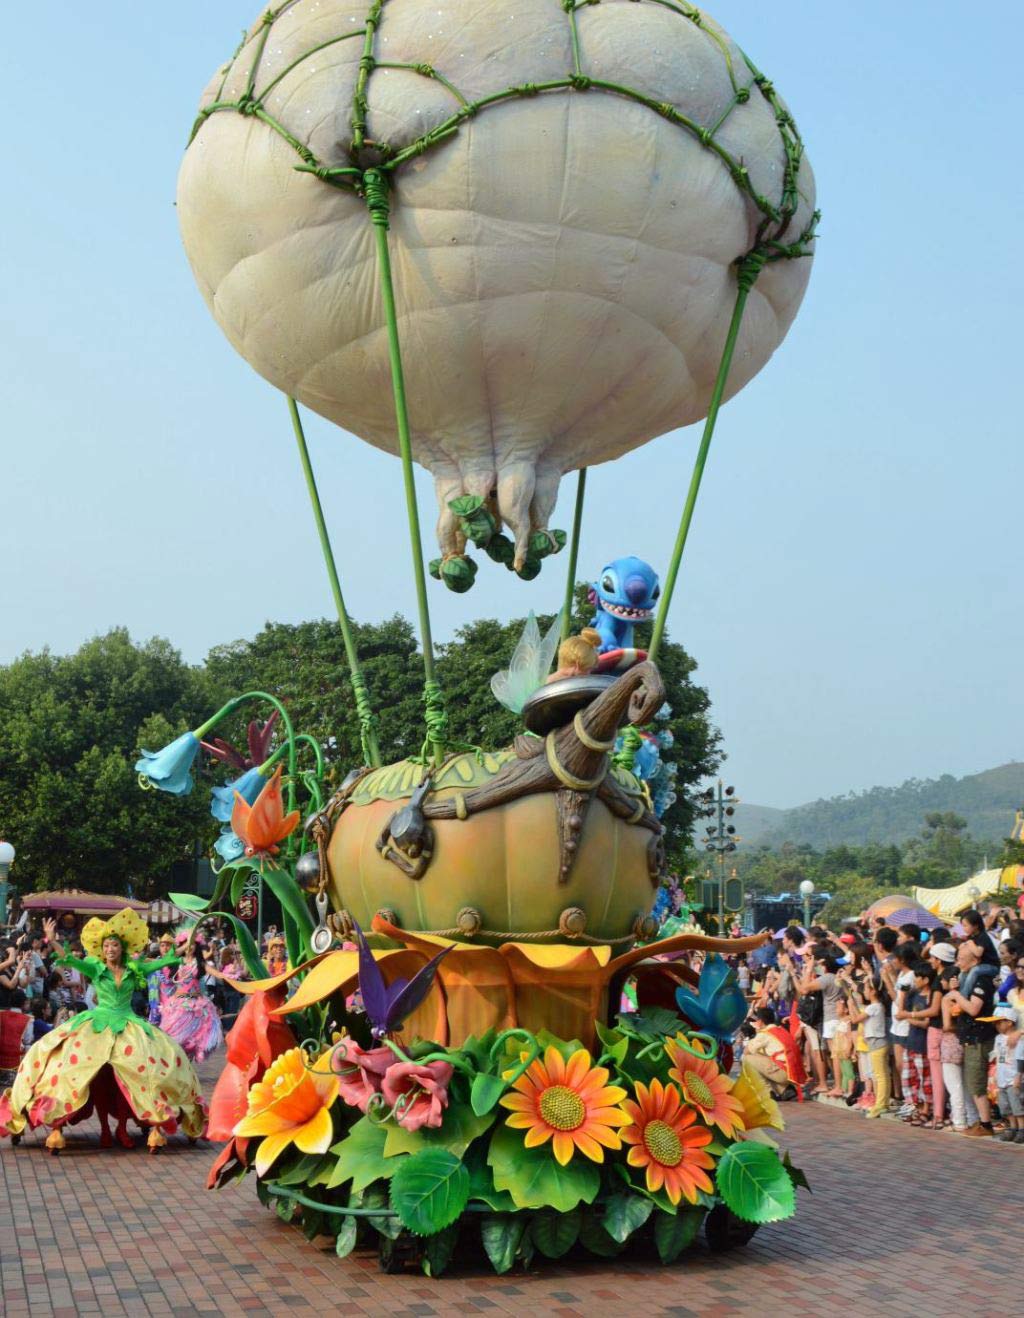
[{"left": 353, "top": 920, "right": 452, "bottom": 1040}]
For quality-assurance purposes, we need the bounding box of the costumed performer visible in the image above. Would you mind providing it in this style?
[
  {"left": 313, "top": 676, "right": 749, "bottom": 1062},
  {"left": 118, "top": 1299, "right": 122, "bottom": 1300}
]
[
  {"left": 147, "top": 931, "right": 176, "bottom": 1025},
  {"left": 0, "top": 911, "right": 207, "bottom": 1153},
  {"left": 158, "top": 930, "right": 223, "bottom": 1063}
]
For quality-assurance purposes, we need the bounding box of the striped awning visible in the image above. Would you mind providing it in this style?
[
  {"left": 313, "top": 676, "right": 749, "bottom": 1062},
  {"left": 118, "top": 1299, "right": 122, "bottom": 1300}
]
[{"left": 21, "top": 890, "right": 150, "bottom": 916}]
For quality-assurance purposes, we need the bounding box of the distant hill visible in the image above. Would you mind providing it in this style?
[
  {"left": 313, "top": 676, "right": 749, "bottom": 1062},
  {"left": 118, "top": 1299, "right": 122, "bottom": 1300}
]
[{"left": 738, "top": 763, "right": 1024, "bottom": 850}]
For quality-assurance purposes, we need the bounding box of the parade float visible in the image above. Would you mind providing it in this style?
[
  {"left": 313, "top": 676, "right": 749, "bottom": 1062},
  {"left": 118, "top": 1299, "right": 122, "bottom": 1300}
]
[{"left": 144, "top": 0, "right": 818, "bottom": 1274}]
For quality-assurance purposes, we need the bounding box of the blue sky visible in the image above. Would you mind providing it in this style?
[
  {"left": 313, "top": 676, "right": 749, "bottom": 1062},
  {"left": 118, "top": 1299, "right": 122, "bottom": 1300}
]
[{"left": 2, "top": 2, "right": 1020, "bottom": 808}]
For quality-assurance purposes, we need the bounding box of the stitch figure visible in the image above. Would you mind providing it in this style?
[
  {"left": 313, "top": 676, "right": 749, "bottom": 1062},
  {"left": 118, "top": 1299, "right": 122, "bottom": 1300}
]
[{"left": 587, "top": 556, "right": 660, "bottom": 653}]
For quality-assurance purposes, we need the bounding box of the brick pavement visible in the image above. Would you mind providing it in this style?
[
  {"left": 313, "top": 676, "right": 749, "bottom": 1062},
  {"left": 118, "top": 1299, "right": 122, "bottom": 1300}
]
[{"left": 2, "top": 1058, "right": 1020, "bottom": 1318}]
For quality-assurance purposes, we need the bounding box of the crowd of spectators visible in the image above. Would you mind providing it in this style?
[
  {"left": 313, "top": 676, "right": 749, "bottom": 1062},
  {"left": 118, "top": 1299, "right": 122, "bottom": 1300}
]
[{"left": 734, "top": 905, "right": 1024, "bottom": 1140}]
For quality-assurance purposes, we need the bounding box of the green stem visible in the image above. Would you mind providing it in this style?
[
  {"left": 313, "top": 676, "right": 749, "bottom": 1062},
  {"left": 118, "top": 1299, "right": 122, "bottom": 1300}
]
[
  {"left": 560, "top": 468, "right": 587, "bottom": 642},
  {"left": 289, "top": 396, "right": 382, "bottom": 768},
  {"left": 364, "top": 171, "right": 442, "bottom": 767},
  {"left": 199, "top": 689, "right": 299, "bottom": 821},
  {"left": 648, "top": 270, "right": 758, "bottom": 664}
]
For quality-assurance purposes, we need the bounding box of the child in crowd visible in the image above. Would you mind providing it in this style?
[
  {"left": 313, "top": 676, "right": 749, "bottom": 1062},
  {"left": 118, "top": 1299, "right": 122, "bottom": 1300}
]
[
  {"left": 897, "top": 963, "right": 934, "bottom": 1125},
  {"left": 846, "top": 974, "right": 890, "bottom": 1118},
  {"left": 831, "top": 997, "right": 856, "bottom": 1097},
  {"left": 989, "top": 1003, "right": 1024, "bottom": 1143}
]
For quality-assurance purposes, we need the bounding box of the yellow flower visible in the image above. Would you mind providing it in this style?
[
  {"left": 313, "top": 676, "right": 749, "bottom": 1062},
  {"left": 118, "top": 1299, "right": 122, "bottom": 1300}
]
[
  {"left": 234, "top": 1046, "right": 338, "bottom": 1176},
  {"left": 732, "top": 1061, "right": 785, "bottom": 1133},
  {"left": 499, "top": 1045, "right": 629, "bottom": 1166}
]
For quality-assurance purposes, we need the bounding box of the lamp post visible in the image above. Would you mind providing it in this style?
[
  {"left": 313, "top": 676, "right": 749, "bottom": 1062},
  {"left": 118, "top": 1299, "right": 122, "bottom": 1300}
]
[
  {"left": 799, "top": 878, "right": 815, "bottom": 929},
  {"left": 701, "top": 781, "right": 739, "bottom": 934},
  {"left": 0, "top": 840, "right": 14, "bottom": 928},
  {"left": 967, "top": 883, "right": 980, "bottom": 908}
]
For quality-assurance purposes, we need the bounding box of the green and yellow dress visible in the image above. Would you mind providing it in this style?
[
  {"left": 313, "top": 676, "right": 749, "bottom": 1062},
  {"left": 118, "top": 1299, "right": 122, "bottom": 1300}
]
[{"left": 0, "top": 952, "right": 206, "bottom": 1140}]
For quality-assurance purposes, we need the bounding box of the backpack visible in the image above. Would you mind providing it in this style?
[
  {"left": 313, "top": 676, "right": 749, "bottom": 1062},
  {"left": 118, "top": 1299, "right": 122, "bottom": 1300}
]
[{"left": 797, "top": 990, "right": 823, "bottom": 1030}]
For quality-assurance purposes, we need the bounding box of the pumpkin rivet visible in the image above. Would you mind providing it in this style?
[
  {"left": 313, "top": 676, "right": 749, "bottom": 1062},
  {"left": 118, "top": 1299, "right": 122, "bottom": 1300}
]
[
  {"left": 456, "top": 906, "right": 482, "bottom": 936},
  {"left": 569, "top": 815, "right": 583, "bottom": 830},
  {"left": 559, "top": 906, "right": 587, "bottom": 937}
]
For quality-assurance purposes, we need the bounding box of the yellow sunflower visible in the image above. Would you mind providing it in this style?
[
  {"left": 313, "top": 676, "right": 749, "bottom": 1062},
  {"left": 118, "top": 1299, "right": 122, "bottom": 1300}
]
[
  {"left": 234, "top": 1046, "right": 338, "bottom": 1176},
  {"left": 620, "top": 1078, "right": 715, "bottom": 1206},
  {"left": 499, "top": 1045, "right": 629, "bottom": 1165},
  {"left": 665, "top": 1037, "right": 746, "bottom": 1137}
]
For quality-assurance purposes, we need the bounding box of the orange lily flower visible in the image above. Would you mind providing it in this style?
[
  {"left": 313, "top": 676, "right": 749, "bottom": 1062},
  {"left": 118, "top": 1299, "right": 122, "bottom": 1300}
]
[
  {"left": 231, "top": 765, "right": 300, "bottom": 859},
  {"left": 234, "top": 1046, "right": 339, "bottom": 1176}
]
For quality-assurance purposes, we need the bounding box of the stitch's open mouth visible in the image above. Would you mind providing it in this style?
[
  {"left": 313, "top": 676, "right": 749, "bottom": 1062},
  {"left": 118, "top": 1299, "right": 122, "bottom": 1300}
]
[{"left": 602, "top": 602, "right": 654, "bottom": 621}]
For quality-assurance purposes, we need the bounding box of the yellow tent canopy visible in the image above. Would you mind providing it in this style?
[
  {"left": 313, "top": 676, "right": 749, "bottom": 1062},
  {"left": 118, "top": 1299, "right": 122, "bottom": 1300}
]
[{"left": 913, "top": 867, "right": 1021, "bottom": 921}]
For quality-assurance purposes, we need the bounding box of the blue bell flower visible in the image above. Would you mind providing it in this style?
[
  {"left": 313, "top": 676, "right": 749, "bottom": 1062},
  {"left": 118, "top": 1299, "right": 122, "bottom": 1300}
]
[
  {"left": 210, "top": 766, "right": 266, "bottom": 823},
  {"left": 135, "top": 731, "right": 201, "bottom": 796},
  {"left": 214, "top": 828, "right": 245, "bottom": 863},
  {"left": 674, "top": 953, "right": 748, "bottom": 1041}
]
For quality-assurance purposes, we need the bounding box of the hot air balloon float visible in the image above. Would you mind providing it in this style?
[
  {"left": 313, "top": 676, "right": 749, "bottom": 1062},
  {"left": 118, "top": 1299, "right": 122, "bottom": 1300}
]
[{"left": 143, "top": 0, "right": 818, "bottom": 1275}]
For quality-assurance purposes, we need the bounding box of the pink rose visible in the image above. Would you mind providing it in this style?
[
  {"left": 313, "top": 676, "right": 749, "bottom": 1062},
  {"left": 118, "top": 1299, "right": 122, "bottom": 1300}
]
[
  {"left": 330, "top": 1038, "right": 394, "bottom": 1112},
  {"left": 382, "top": 1061, "right": 453, "bottom": 1131}
]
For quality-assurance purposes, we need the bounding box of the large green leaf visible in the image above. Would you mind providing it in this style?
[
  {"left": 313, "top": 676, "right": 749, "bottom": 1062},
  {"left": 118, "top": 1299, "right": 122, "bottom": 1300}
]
[
  {"left": 653, "top": 1208, "right": 704, "bottom": 1263},
  {"left": 487, "top": 1121, "right": 599, "bottom": 1212},
  {"left": 617, "top": 1007, "right": 682, "bottom": 1038},
  {"left": 334, "top": 1216, "right": 358, "bottom": 1258},
  {"left": 594, "top": 1020, "right": 629, "bottom": 1066},
  {"left": 470, "top": 1072, "right": 507, "bottom": 1116},
  {"left": 531, "top": 1207, "right": 580, "bottom": 1259},
  {"left": 602, "top": 1191, "right": 653, "bottom": 1243},
  {"left": 464, "top": 1140, "right": 516, "bottom": 1211},
  {"left": 423, "top": 1224, "right": 459, "bottom": 1277},
  {"left": 273, "top": 1152, "right": 329, "bottom": 1187},
  {"left": 577, "top": 1210, "right": 623, "bottom": 1257},
  {"left": 168, "top": 891, "right": 210, "bottom": 914},
  {"left": 480, "top": 1214, "right": 528, "bottom": 1274},
  {"left": 327, "top": 1118, "right": 402, "bottom": 1194},
  {"left": 211, "top": 910, "right": 267, "bottom": 980},
  {"left": 782, "top": 1149, "right": 812, "bottom": 1193},
  {"left": 716, "top": 1142, "right": 796, "bottom": 1224},
  {"left": 383, "top": 1105, "right": 494, "bottom": 1159},
  {"left": 389, "top": 1149, "right": 470, "bottom": 1237},
  {"left": 262, "top": 866, "right": 315, "bottom": 965},
  {"left": 359, "top": 1185, "right": 403, "bottom": 1239}
]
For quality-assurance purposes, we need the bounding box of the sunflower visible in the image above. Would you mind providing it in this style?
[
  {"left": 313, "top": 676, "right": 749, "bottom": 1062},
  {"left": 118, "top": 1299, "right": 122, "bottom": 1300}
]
[
  {"left": 234, "top": 1046, "right": 338, "bottom": 1176},
  {"left": 665, "top": 1037, "right": 746, "bottom": 1137},
  {"left": 499, "top": 1045, "right": 629, "bottom": 1165},
  {"left": 732, "top": 1060, "right": 785, "bottom": 1133},
  {"left": 620, "top": 1078, "right": 715, "bottom": 1206}
]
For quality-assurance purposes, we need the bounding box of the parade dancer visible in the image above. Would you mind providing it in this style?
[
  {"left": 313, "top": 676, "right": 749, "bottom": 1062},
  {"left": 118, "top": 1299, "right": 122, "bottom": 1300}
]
[
  {"left": 158, "top": 930, "right": 223, "bottom": 1063},
  {"left": 0, "top": 910, "right": 206, "bottom": 1153}
]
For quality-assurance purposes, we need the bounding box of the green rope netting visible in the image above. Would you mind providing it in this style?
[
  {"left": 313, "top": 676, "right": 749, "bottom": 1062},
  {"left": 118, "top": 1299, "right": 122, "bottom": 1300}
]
[{"left": 189, "top": 0, "right": 819, "bottom": 756}]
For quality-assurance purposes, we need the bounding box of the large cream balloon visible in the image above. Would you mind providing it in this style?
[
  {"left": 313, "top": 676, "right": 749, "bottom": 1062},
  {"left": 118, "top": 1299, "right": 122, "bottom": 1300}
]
[{"left": 178, "top": 0, "right": 815, "bottom": 567}]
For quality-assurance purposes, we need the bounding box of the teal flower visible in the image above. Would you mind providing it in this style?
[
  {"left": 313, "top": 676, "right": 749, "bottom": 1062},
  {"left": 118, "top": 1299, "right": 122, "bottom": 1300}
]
[
  {"left": 214, "top": 828, "right": 245, "bottom": 863},
  {"left": 135, "top": 731, "right": 201, "bottom": 796},
  {"left": 211, "top": 766, "right": 265, "bottom": 823},
  {"left": 674, "top": 953, "right": 747, "bottom": 1041}
]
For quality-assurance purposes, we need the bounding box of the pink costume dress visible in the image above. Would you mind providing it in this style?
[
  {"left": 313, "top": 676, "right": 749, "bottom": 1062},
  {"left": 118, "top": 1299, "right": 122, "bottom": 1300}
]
[{"left": 159, "top": 962, "right": 223, "bottom": 1063}]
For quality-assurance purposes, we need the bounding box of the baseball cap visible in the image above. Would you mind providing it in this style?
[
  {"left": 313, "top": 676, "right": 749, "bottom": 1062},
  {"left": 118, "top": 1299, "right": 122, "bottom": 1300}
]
[
  {"left": 979, "top": 1003, "right": 1017, "bottom": 1023},
  {"left": 838, "top": 933, "right": 856, "bottom": 946},
  {"left": 929, "top": 943, "right": 956, "bottom": 963}
]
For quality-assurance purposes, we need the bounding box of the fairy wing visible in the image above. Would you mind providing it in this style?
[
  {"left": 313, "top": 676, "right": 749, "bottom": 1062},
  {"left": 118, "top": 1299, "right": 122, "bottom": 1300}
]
[{"left": 490, "top": 610, "right": 562, "bottom": 713}]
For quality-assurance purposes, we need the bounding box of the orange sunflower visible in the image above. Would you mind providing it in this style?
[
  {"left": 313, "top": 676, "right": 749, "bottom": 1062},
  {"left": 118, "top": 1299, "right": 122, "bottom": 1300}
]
[
  {"left": 665, "top": 1037, "right": 746, "bottom": 1137},
  {"left": 499, "top": 1045, "right": 629, "bottom": 1165},
  {"left": 620, "top": 1078, "right": 715, "bottom": 1206}
]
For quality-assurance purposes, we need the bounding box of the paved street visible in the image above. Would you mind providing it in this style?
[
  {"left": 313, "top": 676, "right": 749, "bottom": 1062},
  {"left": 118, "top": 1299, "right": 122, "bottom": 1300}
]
[{"left": 2, "top": 1062, "right": 1019, "bottom": 1318}]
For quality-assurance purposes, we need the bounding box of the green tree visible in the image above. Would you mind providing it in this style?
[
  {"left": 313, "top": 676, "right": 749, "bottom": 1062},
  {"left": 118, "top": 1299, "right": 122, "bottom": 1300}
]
[
  {"left": 817, "top": 872, "right": 892, "bottom": 924},
  {"left": 0, "top": 630, "right": 212, "bottom": 897}
]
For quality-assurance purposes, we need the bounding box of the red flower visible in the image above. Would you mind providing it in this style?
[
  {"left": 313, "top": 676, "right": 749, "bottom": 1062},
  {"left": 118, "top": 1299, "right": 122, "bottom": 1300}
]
[
  {"left": 206, "top": 989, "right": 295, "bottom": 1143},
  {"left": 329, "top": 1038, "right": 394, "bottom": 1112},
  {"left": 381, "top": 1061, "right": 453, "bottom": 1131}
]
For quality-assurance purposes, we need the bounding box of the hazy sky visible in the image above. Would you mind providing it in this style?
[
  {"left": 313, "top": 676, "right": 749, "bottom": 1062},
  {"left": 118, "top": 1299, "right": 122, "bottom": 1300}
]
[{"left": 2, "top": 3, "right": 1020, "bottom": 808}]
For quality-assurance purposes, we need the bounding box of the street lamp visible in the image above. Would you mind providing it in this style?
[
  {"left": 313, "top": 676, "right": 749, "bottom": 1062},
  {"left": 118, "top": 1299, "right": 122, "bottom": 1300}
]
[
  {"left": 702, "top": 781, "right": 740, "bottom": 933},
  {"left": 799, "top": 878, "right": 815, "bottom": 929},
  {"left": 0, "top": 840, "right": 15, "bottom": 927},
  {"left": 967, "top": 883, "right": 980, "bottom": 907}
]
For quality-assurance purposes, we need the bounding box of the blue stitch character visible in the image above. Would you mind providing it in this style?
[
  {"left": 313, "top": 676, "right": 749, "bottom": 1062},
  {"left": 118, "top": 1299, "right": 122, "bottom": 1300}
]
[{"left": 587, "top": 556, "right": 661, "bottom": 653}]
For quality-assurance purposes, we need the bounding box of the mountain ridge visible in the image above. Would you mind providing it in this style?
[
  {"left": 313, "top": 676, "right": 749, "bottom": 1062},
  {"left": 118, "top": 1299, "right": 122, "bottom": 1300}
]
[{"left": 734, "top": 762, "right": 1024, "bottom": 849}]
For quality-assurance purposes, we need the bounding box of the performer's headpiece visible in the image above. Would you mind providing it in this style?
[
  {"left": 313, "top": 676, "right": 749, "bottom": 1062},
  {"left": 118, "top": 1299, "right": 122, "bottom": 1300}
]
[{"left": 80, "top": 907, "right": 150, "bottom": 959}]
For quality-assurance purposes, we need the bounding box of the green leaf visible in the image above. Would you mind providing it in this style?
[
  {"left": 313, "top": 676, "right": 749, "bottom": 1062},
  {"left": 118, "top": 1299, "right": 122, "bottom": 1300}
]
[
  {"left": 360, "top": 1185, "right": 403, "bottom": 1239},
  {"left": 594, "top": 1021, "right": 629, "bottom": 1066},
  {"left": 255, "top": 1179, "right": 273, "bottom": 1208},
  {"left": 705, "top": 1141, "right": 729, "bottom": 1157},
  {"left": 464, "top": 1140, "right": 516, "bottom": 1211},
  {"left": 449, "top": 494, "right": 486, "bottom": 518},
  {"left": 389, "top": 1149, "right": 470, "bottom": 1237},
  {"left": 602, "top": 1191, "right": 653, "bottom": 1244},
  {"left": 275, "top": 1195, "right": 295, "bottom": 1223},
  {"left": 514, "top": 556, "right": 541, "bottom": 581},
  {"left": 301, "top": 1208, "right": 324, "bottom": 1241},
  {"left": 716, "top": 1143, "right": 796, "bottom": 1224},
  {"left": 577, "top": 1210, "right": 623, "bottom": 1257},
  {"left": 168, "top": 891, "right": 210, "bottom": 914},
  {"left": 653, "top": 1208, "right": 704, "bottom": 1263},
  {"left": 229, "top": 867, "right": 249, "bottom": 906},
  {"left": 471, "top": 1072, "right": 507, "bottom": 1116},
  {"left": 273, "top": 1152, "right": 329, "bottom": 1187},
  {"left": 487, "top": 1121, "right": 599, "bottom": 1212},
  {"left": 335, "top": 1216, "right": 358, "bottom": 1258},
  {"left": 480, "top": 1214, "right": 527, "bottom": 1274},
  {"left": 611, "top": 1161, "right": 679, "bottom": 1216},
  {"left": 782, "top": 1149, "right": 812, "bottom": 1193},
  {"left": 428, "top": 557, "right": 442, "bottom": 580},
  {"left": 422, "top": 1224, "right": 459, "bottom": 1277},
  {"left": 617, "top": 1007, "right": 682, "bottom": 1038},
  {"left": 383, "top": 1105, "right": 495, "bottom": 1159},
  {"left": 262, "top": 866, "right": 315, "bottom": 965},
  {"left": 531, "top": 1207, "right": 580, "bottom": 1259},
  {"left": 328, "top": 1118, "right": 402, "bottom": 1194},
  {"left": 210, "top": 911, "right": 267, "bottom": 980},
  {"left": 484, "top": 534, "right": 515, "bottom": 566}
]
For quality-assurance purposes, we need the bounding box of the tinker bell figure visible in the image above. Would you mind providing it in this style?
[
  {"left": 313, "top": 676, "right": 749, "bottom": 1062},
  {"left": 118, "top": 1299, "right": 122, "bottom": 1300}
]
[{"left": 0, "top": 908, "right": 206, "bottom": 1153}]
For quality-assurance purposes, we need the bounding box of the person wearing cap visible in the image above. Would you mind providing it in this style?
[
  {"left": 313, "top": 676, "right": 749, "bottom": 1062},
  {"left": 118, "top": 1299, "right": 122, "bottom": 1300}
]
[{"left": 986, "top": 1003, "right": 1024, "bottom": 1142}]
